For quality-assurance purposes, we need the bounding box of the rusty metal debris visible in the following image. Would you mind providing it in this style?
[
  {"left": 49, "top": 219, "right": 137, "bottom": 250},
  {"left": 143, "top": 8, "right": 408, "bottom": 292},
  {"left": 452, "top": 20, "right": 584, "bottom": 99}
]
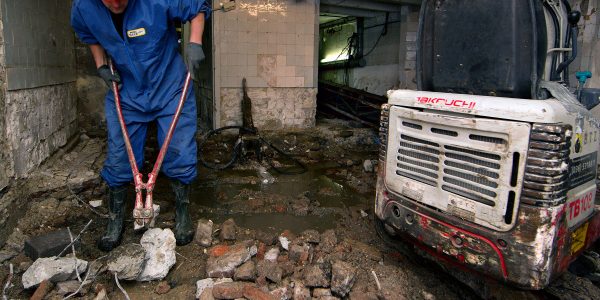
[{"left": 317, "top": 80, "right": 387, "bottom": 128}]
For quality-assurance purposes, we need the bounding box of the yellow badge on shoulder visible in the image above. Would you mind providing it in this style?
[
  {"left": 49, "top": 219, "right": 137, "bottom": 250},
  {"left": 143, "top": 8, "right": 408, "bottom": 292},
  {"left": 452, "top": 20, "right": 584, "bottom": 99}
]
[{"left": 127, "top": 28, "right": 146, "bottom": 38}]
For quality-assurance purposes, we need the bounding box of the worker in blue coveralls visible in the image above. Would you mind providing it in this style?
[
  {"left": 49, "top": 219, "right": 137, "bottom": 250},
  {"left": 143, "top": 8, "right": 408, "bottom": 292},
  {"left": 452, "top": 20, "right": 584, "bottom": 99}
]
[{"left": 71, "top": 0, "right": 211, "bottom": 251}]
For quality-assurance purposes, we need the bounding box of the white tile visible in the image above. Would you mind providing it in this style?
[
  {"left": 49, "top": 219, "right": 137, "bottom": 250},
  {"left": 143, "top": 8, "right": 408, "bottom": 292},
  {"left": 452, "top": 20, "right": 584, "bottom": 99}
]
[
  {"left": 276, "top": 55, "right": 286, "bottom": 66},
  {"left": 257, "top": 42, "right": 268, "bottom": 54},
  {"left": 285, "top": 44, "right": 296, "bottom": 56},
  {"left": 247, "top": 54, "right": 258, "bottom": 66},
  {"left": 247, "top": 65, "right": 258, "bottom": 76},
  {"left": 265, "top": 45, "right": 277, "bottom": 55},
  {"left": 234, "top": 54, "right": 248, "bottom": 66},
  {"left": 267, "top": 32, "right": 277, "bottom": 44},
  {"left": 284, "top": 66, "right": 296, "bottom": 77},
  {"left": 284, "top": 22, "right": 295, "bottom": 34},
  {"left": 303, "top": 55, "right": 313, "bottom": 67},
  {"left": 305, "top": 73, "right": 314, "bottom": 87},
  {"left": 258, "top": 19, "right": 270, "bottom": 33},
  {"left": 252, "top": 76, "right": 269, "bottom": 88},
  {"left": 247, "top": 44, "right": 259, "bottom": 55},
  {"left": 257, "top": 33, "right": 268, "bottom": 45},
  {"left": 232, "top": 65, "right": 247, "bottom": 76},
  {"left": 277, "top": 44, "right": 287, "bottom": 55},
  {"left": 222, "top": 66, "right": 234, "bottom": 77},
  {"left": 285, "top": 33, "right": 295, "bottom": 45},
  {"left": 276, "top": 22, "right": 287, "bottom": 33},
  {"left": 277, "top": 33, "right": 287, "bottom": 45}
]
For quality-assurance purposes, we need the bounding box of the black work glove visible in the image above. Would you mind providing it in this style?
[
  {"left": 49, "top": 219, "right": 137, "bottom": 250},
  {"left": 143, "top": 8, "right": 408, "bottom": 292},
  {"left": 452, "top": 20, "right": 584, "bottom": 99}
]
[
  {"left": 97, "top": 65, "right": 122, "bottom": 89},
  {"left": 185, "top": 42, "right": 205, "bottom": 81}
]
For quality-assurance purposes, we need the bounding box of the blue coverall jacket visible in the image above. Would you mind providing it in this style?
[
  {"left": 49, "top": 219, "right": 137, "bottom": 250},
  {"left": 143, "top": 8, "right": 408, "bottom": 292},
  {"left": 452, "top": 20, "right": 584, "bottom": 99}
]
[{"left": 71, "top": 0, "right": 211, "bottom": 187}]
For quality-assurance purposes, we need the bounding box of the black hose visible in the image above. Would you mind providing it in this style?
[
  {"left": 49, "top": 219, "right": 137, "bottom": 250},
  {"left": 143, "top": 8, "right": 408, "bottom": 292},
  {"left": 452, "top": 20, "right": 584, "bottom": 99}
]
[
  {"left": 198, "top": 126, "right": 307, "bottom": 175},
  {"left": 258, "top": 136, "right": 307, "bottom": 175},
  {"left": 562, "top": 0, "right": 572, "bottom": 13},
  {"left": 563, "top": 23, "right": 572, "bottom": 85},
  {"left": 544, "top": 1, "right": 561, "bottom": 81},
  {"left": 555, "top": 26, "right": 578, "bottom": 77},
  {"left": 198, "top": 126, "right": 248, "bottom": 170}
]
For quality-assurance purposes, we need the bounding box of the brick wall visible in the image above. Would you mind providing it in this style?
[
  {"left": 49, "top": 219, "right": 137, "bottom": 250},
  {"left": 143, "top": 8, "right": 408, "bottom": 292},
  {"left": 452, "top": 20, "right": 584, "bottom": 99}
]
[{"left": 214, "top": 0, "right": 318, "bottom": 129}]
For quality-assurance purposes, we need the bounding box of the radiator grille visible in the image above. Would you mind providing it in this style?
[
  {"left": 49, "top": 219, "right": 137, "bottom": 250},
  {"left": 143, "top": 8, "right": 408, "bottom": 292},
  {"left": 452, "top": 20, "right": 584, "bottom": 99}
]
[
  {"left": 379, "top": 104, "right": 391, "bottom": 163},
  {"left": 384, "top": 105, "right": 530, "bottom": 231},
  {"left": 396, "top": 132, "right": 503, "bottom": 207},
  {"left": 521, "top": 124, "right": 572, "bottom": 206}
]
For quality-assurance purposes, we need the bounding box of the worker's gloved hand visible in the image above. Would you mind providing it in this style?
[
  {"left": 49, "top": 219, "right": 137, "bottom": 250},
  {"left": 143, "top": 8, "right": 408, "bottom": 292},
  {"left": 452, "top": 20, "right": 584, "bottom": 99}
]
[
  {"left": 97, "top": 65, "right": 122, "bottom": 89},
  {"left": 185, "top": 42, "right": 205, "bottom": 81}
]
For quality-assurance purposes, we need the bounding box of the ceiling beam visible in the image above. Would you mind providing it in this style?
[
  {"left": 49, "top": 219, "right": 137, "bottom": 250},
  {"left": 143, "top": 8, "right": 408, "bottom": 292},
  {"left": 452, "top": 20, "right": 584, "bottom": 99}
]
[
  {"left": 320, "top": 0, "right": 403, "bottom": 12},
  {"left": 372, "top": 0, "right": 422, "bottom": 5},
  {"left": 321, "top": 5, "right": 386, "bottom": 18}
]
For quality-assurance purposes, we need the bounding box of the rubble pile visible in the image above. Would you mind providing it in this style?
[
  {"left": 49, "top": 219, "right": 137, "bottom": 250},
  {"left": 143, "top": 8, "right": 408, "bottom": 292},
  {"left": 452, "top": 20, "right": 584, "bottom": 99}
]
[
  {"left": 4, "top": 123, "right": 600, "bottom": 299},
  {"left": 197, "top": 223, "right": 369, "bottom": 300}
]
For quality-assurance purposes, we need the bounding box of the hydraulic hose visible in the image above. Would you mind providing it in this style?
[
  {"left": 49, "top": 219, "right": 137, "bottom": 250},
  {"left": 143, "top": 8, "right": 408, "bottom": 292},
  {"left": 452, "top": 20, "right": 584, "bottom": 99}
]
[
  {"left": 544, "top": 1, "right": 560, "bottom": 81},
  {"left": 554, "top": 25, "right": 578, "bottom": 77}
]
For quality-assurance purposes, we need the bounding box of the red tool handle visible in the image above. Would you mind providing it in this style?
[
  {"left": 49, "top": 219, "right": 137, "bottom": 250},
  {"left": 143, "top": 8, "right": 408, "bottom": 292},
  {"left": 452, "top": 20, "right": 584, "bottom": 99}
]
[
  {"left": 108, "top": 61, "right": 142, "bottom": 189},
  {"left": 108, "top": 59, "right": 193, "bottom": 227},
  {"left": 146, "top": 72, "right": 193, "bottom": 192}
]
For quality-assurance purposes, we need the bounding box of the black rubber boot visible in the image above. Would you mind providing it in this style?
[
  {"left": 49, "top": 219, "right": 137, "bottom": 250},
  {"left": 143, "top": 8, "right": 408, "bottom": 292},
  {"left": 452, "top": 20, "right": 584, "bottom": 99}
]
[
  {"left": 97, "top": 185, "right": 127, "bottom": 252},
  {"left": 171, "top": 180, "right": 194, "bottom": 246}
]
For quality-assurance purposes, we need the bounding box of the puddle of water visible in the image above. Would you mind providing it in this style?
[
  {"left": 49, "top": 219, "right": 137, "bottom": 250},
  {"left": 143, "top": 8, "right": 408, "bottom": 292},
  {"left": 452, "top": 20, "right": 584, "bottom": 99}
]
[
  {"left": 151, "top": 155, "right": 373, "bottom": 233},
  {"left": 191, "top": 161, "right": 368, "bottom": 207},
  {"left": 196, "top": 212, "right": 339, "bottom": 234}
]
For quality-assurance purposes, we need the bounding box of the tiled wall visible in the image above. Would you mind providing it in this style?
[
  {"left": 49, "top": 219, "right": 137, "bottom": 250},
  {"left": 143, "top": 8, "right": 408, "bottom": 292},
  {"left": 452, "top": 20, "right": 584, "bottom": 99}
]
[
  {"left": 1, "top": 0, "right": 76, "bottom": 90},
  {"left": 214, "top": 0, "right": 319, "bottom": 129},
  {"left": 218, "top": 0, "right": 317, "bottom": 89},
  {"left": 0, "top": 0, "right": 78, "bottom": 182}
]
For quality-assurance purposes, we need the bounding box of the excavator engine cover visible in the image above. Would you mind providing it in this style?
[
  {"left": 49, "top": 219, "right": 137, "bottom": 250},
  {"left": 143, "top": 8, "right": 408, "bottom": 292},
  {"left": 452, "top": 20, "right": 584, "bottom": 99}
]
[{"left": 417, "top": 0, "right": 547, "bottom": 99}]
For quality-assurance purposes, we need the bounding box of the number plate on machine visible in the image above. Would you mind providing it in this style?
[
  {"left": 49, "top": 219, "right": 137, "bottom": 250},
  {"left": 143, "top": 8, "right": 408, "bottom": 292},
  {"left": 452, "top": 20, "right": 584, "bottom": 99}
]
[{"left": 566, "top": 186, "right": 596, "bottom": 228}]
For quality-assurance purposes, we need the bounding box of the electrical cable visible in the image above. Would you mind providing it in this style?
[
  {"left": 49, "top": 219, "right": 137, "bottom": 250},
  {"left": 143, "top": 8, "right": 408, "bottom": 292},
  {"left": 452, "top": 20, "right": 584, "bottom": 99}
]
[{"left": 363, "top": 13, "right": 389, "bottom": 57}]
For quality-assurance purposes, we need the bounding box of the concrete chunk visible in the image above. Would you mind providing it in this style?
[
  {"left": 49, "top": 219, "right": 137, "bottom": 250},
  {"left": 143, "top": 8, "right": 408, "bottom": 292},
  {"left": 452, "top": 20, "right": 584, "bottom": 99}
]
[
  {"left": 137, "top": 228, "right": 177, "bottom": 282},
  {"left": 195, "top": 219, "right": 214, "bottom": 247},
  {"left": 330, "top": 261, "right": 356, "bottom": 297},
  {"left": 22, "top": 256, "right": 88, "bottom": 289},
  {"left": 106, "top": 243, "right": 146, "bottom": 280}
]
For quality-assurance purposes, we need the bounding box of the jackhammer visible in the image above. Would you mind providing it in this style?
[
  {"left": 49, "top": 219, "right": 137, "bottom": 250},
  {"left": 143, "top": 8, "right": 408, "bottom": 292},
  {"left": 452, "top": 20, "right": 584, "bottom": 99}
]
[{"left": 198, "top": 78, "right": 307, "bottom": 175}]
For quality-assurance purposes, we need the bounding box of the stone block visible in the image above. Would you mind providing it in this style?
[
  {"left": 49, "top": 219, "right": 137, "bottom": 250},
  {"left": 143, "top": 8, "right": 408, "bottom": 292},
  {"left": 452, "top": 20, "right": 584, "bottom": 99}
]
[{"left": 24, "top": 229, "right": 77, "bottom": 260}]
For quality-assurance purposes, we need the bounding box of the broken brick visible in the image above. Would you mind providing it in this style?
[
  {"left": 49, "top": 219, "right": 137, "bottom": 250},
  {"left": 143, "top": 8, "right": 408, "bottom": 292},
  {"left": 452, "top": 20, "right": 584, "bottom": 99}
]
[
  {"left": 212, "top": 282, "right": 247, "bottom": 299},
  {"left": 154, "top": 281, "right": 171, "bottom": 295},
  {"left": 243, "top": 285, "right": 277, "bottom": 300},
  {"left": 257, "top": 242, "right": 267, "bottom": 260},
  {"left": 30, "top": 280, "right": 52, "bottom": 300},
  {"left": 208, "top": 245, "right": 230, "bottom": 257}
]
